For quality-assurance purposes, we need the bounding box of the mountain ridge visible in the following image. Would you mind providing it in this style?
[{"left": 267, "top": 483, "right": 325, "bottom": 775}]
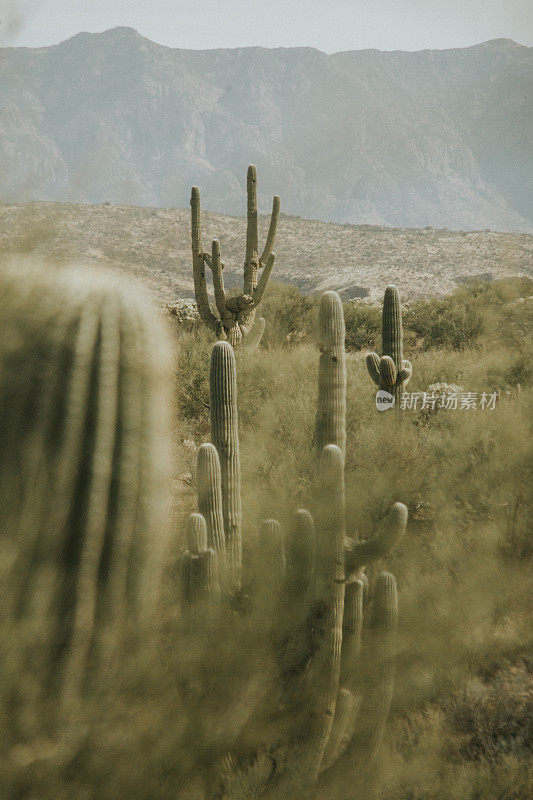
[
  {"left": 1, "top": 28, "right": 531, "bottom": 232},
  {"left": 22, "top": 27, "right": 528, "bottom": 56}
]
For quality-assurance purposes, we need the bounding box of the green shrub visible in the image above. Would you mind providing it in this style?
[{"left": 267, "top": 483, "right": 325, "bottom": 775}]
[
  {"left": 343, "top": 301, "right": 381, "bottom": 351},
  {"left": 260, "top": 282, "right": 317, "bottom": 346},
  {"left": 405, "top": 278, "right": 533, "bottom": 351}
]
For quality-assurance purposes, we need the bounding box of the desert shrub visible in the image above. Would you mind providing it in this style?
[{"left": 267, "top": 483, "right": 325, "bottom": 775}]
[
  {"left": 174, "top": 325, "right": 212, "bottom": 438},
  {"left": 259, "top": 282, "right": 318, "bottom": 346},
  {"left": 343, "top": 300, "right": 381, "bottom": 351},
  {"left": 405, "top": 277, "right": 533, "bottom": 351},
  {"left": 405, "top": 294, "right": 484, "bottom": 350}
]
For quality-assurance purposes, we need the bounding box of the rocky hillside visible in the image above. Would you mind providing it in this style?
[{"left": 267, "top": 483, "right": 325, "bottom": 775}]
[
  {"left": 2, "top": 201, "right": 531, "bottom": 304},
  {"left": 0, "top": 28, "right": 532, "bottom": 232}
]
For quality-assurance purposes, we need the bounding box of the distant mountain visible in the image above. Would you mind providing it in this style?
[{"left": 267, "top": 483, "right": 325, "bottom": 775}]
[{"left": 1, "top": 28, "right": 532, "bottom": 232}]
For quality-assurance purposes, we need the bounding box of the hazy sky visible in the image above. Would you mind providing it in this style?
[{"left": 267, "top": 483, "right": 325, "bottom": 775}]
[{"left": 2, "top": 0, "right": 532, "bottom": 52}]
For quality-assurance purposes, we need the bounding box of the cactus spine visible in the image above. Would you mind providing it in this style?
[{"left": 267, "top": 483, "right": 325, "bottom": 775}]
[
  {"left": 190, "top": 166, "right": 280, "bottom": 346},
  {"left": 366, "top": 285, "right": 412, "bottom": 406},
  {"left": 0, "top": 262, "right": 174, "bottom": 715}
]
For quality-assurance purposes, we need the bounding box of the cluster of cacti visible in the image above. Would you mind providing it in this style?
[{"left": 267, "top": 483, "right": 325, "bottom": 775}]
[
  {"left": 180, "top": 290, "right": 408, "bottom": 798},
  {"left": 0, "top": 261, "right": 174, "bottom": 718},
  {"left": 366, "top": 285, "right": 413, "bottom": 405},
  {"left": 190, "top": 165, "right": 280, "bottom": 346}
]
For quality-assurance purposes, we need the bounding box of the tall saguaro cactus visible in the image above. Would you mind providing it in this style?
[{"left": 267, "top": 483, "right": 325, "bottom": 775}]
[
  {"left": 209, "top": 341, "right": 242, "bottom": 589},
  {"left": 315, "top": 290, "right": 346, "bottom": 456},
  {"left": 366, "top": 285, "right": 413, "bottom": 405},
  {"left": 190, "top": 165, "right": 280, "bottom": 346},
  {"left": 0, "top": 261, "right": 174, "bottom": 718}
]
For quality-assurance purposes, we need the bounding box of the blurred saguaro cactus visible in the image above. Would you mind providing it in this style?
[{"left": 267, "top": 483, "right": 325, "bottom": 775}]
[
  {"left": 190, "top": 165, "right": 280, "bottom": 347},
  {"left": 179, "top": 290, "right": 408, "bottom": 799},
  {"left": 0, "top": 260, "right": 174, "bottom": 719},
  {"left": 366, "top": 285, "right": 413, "bottom": 406}
]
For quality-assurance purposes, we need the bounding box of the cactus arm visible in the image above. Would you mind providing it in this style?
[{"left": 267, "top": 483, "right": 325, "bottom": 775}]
[
  {"left": 315, "top": 291, "right": 347, "bottom": 456},
  {"left": 366, "top": 352, "right": 381, "bottom": 386},
  {"left": 350, "top": 571, "right": 398, "bottom": 759},
  {"left": 320, "top": 688, "right": 358, "bottom": 772},
  {"left": 286, "top": 509, "right": 315, "bottom": 600},
  {"left": 191, "top": 186, "right": 202, "bottom": 255},
  {"left": 210, "top": 342, "right": 242, "bottom": 589},
  {"left": 259, "top": 519, "right": 285, "bottom": 577},
  {"left": 244, "top": 317, "right": 266, "bottom": 352},
  {"left": 360, "top": 571, "right": 370, "bottom": 607},
  {"left": 259, "top": 195, "right": 280, "bottom": 268},
  {"left": 379, "top": 355, "right": 397, "bottom": 388},
  {"left": 181, "top": 546, "right": 221, "bottom": 629},
  {"left": 321, "top": 572, "right": 398, "bottom": 795},
  {"left": 398, "top": 359, "right": 412, "bottom": 386},
  {"left": 345, "top": 502, "right": 407, "bottom": 574},
  {"left": 191, "top": 187, "right": 220, "bottom": 334},
  {"left": 279, "top": 509, "right": 316, "bottom": 684},
  {"left": 186, "top": 512, "right": 208, "bottom": 555},
  {"left": 306, "top": 444, "right": 346, "bottom": 777},
  {"left": 252, "top": 252, "right": 275, "bottom": 308},
  {"left": 197, "top": 443, "right": 225, "bottom": 556},
  {"left": 340, "top": 579, "right": 364, "bottom": 690},
  {"left": 210, "top": 239, "right": 234, "bottom": 329},
  {"left": 319, "top": 580, "right": 365, "bottom": 773},
  {"left": 244, "top": 165, "right": 259, "bottom": 298}
]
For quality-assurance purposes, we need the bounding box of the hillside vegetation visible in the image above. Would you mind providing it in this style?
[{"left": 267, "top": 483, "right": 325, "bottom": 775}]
[{"left": 1, "top": 201, "right": 532, "bottom": 303}]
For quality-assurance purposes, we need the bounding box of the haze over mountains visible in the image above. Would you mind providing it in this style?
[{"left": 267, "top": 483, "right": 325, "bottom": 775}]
[{"left": 1, "top": 27, "right": 532, "bottom": 232}]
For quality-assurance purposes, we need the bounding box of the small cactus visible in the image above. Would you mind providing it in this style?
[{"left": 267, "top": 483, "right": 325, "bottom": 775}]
[
  {"left": 197, "top": 443, "right": 225, "bottom": 556},
  {"left": 366, "top": 285, "right": 412, "bottom": 405},
  {"left": 190, "top": 166, "right": 280, "bottom": 346},
  {"left": 186, "top": 512, "right": 208, "bottom": 555}
]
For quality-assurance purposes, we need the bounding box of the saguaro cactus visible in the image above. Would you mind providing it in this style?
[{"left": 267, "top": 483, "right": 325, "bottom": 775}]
[
  {"left": 315, "top": 290, "right": 346, "bottom": 455},
  {"left": 366, "top": 285, "right": 413, "bottom": 405},
  {"left": 191, "top": 166, "right": 280, "bottom": 346},
  {"left": 209, "top": 341, "right": 242, "bottom": 589},
  {"left": 0, "top": 260, "right": 174, "bottom": 715},
  {"left": 180, "top": 290, "right": 409, "bottom": 799}
]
